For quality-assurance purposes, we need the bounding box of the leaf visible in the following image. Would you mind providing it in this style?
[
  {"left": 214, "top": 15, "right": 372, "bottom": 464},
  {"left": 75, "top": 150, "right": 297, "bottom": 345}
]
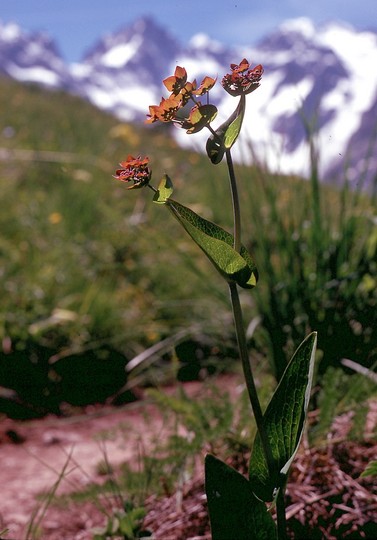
[
  {"left": 205, "top": 454, "right": 277, "bottom": 540},
  {"left": 184, "top": 104, "right": 218, "bottom": 134},
  {"left": 223, "top": 95, "right": 246, "bottom": 149},
  {"left": 165, "top": 198, "right": 258, "bottom": 289},
  {"left": 206, "top": 95, "right": 245, "bottom": 164},
  {"left": 360, "top": 460, "right": 377, "bottom": 478},
  {"left": 153, "top": 174, "right": 173, "bottom": 204},
  {"left": 205, "top": 135, "right": 225, "bottom": 165},
  {"left": 118, "top": 513, "right": 134, "bottom": 537},
  {"left": 249, "top": 332, "right": 317, "bottom": 501}
]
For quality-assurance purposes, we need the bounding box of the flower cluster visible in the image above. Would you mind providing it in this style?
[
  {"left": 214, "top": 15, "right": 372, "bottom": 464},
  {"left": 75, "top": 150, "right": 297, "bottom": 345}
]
[
  {"left": 222, "top": 58, "right": 263, "bottom": 96},
  {"left": 146, "top": 66, "right": 217, "bottom": 133},
  {"left": 113, "top": 155, "right": 151, "bottom": 189},
  {"left": 113, "top": 59, "right": 264, "bottom": 186}
]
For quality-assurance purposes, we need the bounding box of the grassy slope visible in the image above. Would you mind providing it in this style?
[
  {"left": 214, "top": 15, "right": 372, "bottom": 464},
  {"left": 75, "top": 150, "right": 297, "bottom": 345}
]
[
  {"left": 0, "top": 77, "right": 376, "bottom": 416},
  {"left": 0, "top": 78, "right": 241, "bottom": 415}
]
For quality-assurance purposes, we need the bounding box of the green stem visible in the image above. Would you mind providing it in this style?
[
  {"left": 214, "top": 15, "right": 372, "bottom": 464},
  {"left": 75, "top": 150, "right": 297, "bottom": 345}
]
[
  {"left": 226, "top": 147, "right": 276, "bottom": 494},
  {"left": 228, "top": 282, "right": 275, "bottom": 477},
  {"left": 225, "top": 149, "right": 241, "bottom": 253},
  {"left": 276, "top": 488, "right": 288, "bottom": 540}
]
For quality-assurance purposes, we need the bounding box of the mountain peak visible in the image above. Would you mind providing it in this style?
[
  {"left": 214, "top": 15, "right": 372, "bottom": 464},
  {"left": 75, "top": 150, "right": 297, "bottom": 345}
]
[
  {"left": 128, "top": 15, "right": 172, "bottom": 38},
  {"left": 1, "top": 16, "right": 376, "bottom": 189},
  {"left": 0, "top": 18, "right": 69, "bottom": 87},
  {"left": 278, "top": 17, "right": 316, "bottom": 39},
  {"left": 82, "top": 15, "right": 179, "bottom": 64}
]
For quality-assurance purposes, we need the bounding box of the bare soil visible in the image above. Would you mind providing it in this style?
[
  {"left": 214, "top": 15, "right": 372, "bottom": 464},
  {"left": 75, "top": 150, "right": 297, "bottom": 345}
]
[
  {"left": 0, "top": 400, "right": 161, "bottom": 539},
  {"left": 0, "top": 378, "right": 223, "bottom": 539},
  {"left": 0, "top": 378, "right": 376, "bottom": 540}
]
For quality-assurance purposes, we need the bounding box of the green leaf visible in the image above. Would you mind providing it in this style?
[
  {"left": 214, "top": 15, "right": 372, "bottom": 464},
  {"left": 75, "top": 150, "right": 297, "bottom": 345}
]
[
  {"left": 165, "top": 198, "right": 258, "bottom": 289},
  {"left": 153, "top": 174, "right": 173, "bottom": 204},
  {"left": 223, "top": 95, "right": 246, "bottom": 149},
  {"left": 360, "top": 460, "right": 377, "bottom": 478},
  {"left": 206, "top": 95, "right": 245, "bottom": 164},
  {"left": 205, "top": 454, "right": 277, "bottom": 540},
  {"left": 249, "top": 332, "right": 317, "bottom": 501},
  {"left": 185, "top": 104, "right": 218, "bottom": 134},
  {"left": 118, "top": 513, "right": 134, "bottom": 537},
  {"left": 205, "top": 135, "right": 225, "bottom": 165}
]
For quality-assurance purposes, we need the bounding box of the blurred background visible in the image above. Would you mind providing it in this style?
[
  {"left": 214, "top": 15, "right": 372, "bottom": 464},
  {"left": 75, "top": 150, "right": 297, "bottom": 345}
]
[{"left": 0, "top": 0, "right": 376, "bottom": 419}]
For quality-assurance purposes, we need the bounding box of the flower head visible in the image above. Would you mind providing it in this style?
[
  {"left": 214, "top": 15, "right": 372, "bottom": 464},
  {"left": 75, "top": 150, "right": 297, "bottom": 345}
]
[
  {"left": 113, "top": 155, "right": 151, "bottom": 189},
  {"left": 222, "top": 59, "right": 263, "bottom": 96},
  {"left": 146, "top": 66, "right": 217, "bottom": 133}
]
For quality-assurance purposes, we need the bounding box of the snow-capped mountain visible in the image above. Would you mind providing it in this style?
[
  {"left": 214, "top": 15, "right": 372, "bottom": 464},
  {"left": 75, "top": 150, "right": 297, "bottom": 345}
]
[
  {"left": 1, "top": 16, "right": 376, "bottom": 188},
  {"left": 70, "top": 17, "right": 183, "bottom": 120},
  {"left": 242, "top": 18, "right": 377, "bottom": 187},
  {"left": 69, "top": 17, "right": 236, "bottom": 121},
  {"left": 0, "top": 20, "right": 73, "bottom": 88}
]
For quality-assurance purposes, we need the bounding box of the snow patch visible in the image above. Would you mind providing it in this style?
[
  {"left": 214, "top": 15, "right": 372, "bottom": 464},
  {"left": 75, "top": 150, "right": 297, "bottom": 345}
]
[
  {"left": 100, "top": 35, "right": 142, "bottom": 68},
  {"left": 70, "top": 62, "right": 92, "bottom": 78},
  {"left": 279, "top": 17, "right": 316, "bottom": 39},
  {"left": 7, "top": 64, "right": 59, "bottom": 86},
  {"left": 0, "top": 21, "right": 21, "bottom": 42},
  {"left": 173, "top": 55, "right": 221, "bottom": 80},
  {"left": 189, "top": 33, "right": 223, "bottom": 53}
]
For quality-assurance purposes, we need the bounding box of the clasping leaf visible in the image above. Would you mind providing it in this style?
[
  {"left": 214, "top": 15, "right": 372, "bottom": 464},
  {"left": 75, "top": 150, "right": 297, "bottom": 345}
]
[
  {"left": 165, "top": 197, "right": 257, "bottom": 289},
  {"left": 206, "top": 95, "right": 246, "bottom": 164},
  {"left": 153, "top": 176, "right": 257, "bottom": 287},
  {"left": 153, "top": 174, "right": 174, "bottom": 203},
  {"left": 205, "top": 454, "right": 277, "bottom": 540},
  {"left": 249, "top": 332, "right": 317, "bottom": 501}
]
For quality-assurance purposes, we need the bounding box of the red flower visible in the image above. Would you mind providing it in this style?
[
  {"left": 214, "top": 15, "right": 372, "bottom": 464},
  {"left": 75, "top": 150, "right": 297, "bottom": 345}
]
[
  {"left": 113, "top": 155, "right": 151, "bottom": 189},
  {"left": 230, "top": 58, "right": 250, "bottom": 74},
  {"left": 222, "top": 59, "right": 263, "bottom": 96}
]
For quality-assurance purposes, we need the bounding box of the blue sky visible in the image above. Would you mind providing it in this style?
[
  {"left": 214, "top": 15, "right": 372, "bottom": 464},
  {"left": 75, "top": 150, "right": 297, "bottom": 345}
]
[{"left": 1, "top": 0, "right": 376, "bottom": 62}]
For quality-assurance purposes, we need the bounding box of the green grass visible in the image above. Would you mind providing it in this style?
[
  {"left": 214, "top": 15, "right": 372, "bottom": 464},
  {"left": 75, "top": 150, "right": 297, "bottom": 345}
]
[
  {"left": 0, "top": 76, "right": 376, "bottom": 416},
  {"left": 0, "top": 78, "right": 239, "bottom": 416},
  {"left": 242, "top": 162, "right": 377, "bottom": 380}
]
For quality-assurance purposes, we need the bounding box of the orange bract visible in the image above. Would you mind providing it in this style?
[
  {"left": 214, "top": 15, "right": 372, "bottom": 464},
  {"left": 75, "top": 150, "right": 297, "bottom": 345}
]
[
  {"left": 163, "top": 66, "right": 188, "bottom": 94},
  {"left": 146, "top": 95, "right": 182, "bottom": 123},
  {"left": 193, "top": 76, "right": 217, "bottom": 96},
  {"left": 146, "top": 66, "right": 217, "bottom": 132}
]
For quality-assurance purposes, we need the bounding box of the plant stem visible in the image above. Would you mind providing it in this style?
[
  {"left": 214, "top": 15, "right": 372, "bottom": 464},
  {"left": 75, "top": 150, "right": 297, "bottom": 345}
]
[
  {"left": 225, "top": 149, "right": 241, "bottom": 253},
  {"left": 276, "top": 488, "right": 288, "bottom": 540},
  {"left": 227, "top": 137, "right": 286, "bottom": 536},
  {"left": 228, "top": 282, "right": 275, "bottom": 476},
  {"left": 225, "top": 148, "right": 275, "bottom": 478}
]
